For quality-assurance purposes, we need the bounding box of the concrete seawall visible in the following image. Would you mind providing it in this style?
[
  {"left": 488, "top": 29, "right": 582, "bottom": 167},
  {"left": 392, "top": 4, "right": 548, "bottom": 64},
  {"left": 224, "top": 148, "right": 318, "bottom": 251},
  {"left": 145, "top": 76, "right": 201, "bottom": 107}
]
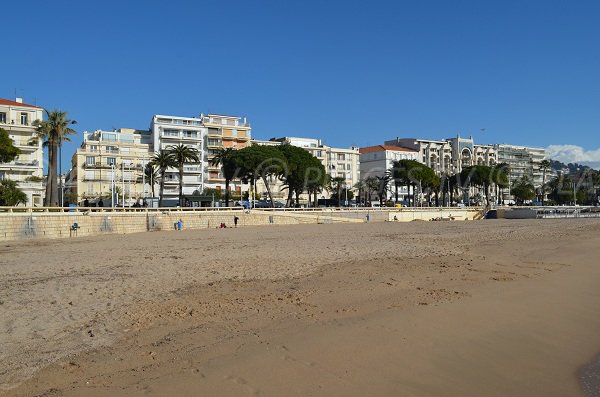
[{"left": 0, "top": 207, "right": 484, "bottom": 241}]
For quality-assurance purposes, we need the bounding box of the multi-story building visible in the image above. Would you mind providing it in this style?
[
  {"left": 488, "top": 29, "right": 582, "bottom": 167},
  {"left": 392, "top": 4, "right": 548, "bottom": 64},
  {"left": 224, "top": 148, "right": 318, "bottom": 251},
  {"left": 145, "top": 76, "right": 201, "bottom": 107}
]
[
  {"left": 359, "top": 145, "right": 419, "bottom": 202},
  {"left": 67, "top": 128, "right": 153, "bottom": 205},
  {"left": 150, "top": 115, "right": 207, "bottom": 205},
  {"left": 385, "top": 135, "right": 497, "bottom": 175},
  {"left": 494, "top": 144, "right": 546, "bottom": 188},
  {"left": 269, "top": 137, "right": 360, "bottom": 187},
  {"left": 0, "top": 98, "right": 44, "bottom": 206},
  {"left": 252, "top": 136, "right": 360, "bottom": 202},
  {"left": 202, "top": 113, "right": 251, "bottom": 194}
]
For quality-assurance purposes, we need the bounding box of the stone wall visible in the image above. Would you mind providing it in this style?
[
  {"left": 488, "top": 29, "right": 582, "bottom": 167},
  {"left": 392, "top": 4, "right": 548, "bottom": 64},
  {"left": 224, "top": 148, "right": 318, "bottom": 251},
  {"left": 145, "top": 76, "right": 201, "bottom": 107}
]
[{"left": 0, "top": 207, "right": 483, "bottom": 241}]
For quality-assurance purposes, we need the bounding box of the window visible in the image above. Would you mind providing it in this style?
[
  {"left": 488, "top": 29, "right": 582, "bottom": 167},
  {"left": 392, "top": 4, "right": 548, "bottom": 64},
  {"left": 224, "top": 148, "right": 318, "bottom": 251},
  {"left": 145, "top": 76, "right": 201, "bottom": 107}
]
[
  {"left": 105, "top": 146, "right": 118, "bottom": 153},
  {"left": 337, "top": 154, "right": 345, "bottom": 161},
  {"left": 163, "top": 129, "right": 179, "bottom": 137},
  {"left": 0, "top": 112, "right": 6, "bottom": 123},
  {"left": 102, "top": 133, "right": 117, "bottom": 142},
  {"left": 183, "top": 130, "right": 197, "bottom": 138},
  {"left": 87, "top": 183, "right": 94, "bottom": 195},
  {"left": 85, "top": 156, "right": 96, "bottom": 166},
  {"left": 89, "top": 145, "right": 98, "bottom": 152},
  {"left": 20, "top": 113, "right": 28, "bottom": 125},
  {"left": 314, "top": 150, "right": 322, "bottom": 157},
  {"left": 85, "top": 170, "right": 95, "bottom": 180},
  {"left": 107, "top": 157, "right": 116, "bottom": 166}
]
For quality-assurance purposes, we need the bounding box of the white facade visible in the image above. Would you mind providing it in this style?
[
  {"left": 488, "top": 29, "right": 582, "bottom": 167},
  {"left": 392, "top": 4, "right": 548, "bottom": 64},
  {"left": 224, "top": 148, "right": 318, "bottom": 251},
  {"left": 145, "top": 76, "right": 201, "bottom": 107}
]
[
  {"left": 385, "top": 135, "right": 497, "bottom": 175},
  {"left": 359, "top": 145, "right": 419, "bottom": 201},
  {"left": 0, "top": 98, "right": 44, "bottom": 206},
  {"left": 150, "top": 115, "right": 206, "bottom": 204}
]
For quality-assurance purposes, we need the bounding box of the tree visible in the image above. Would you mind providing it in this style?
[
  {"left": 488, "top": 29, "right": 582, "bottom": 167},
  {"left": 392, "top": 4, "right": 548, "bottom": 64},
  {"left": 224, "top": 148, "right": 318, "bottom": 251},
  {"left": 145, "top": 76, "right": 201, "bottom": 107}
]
[
  {"left": 329, "top": 176, "right": 346, "bottom": 207},
  {"left": 144, "top": 163, "right": 159, "bottom": 198},
  {"left": 149, "top": 150, "right": 176, "bottom": 207},
  {"left": 236, "top": 145, "right": 285, "bottom": 206},
  {"left": 491, "top": 163, "right": 510, "bottom": 204},
  {"left": 33, "top": 110, "right": 77, "bottom": 206},
  {"left": 276, "top": 144, "right": 319, "bottom": 207},
  {"left": 364, "top": 176, "right": 380, "bottom": 206},
  {"left": 353, "top": 179, "right": 366, "bottom": 206},
  {"left": 0, "top": 128, "right": 20, "bottom": 163},
  {"left": 512, "top": 176, "right": 536, "bottom": 205},
  {"left": 539, "top": 159, "right": 552, "bottom": 205},
  {"left": 166, "top": 144, "right": 201, "bottom": 206},
  {"left": 0, "top": 179, "right": 28, "bottom": 206},
  {"left": 210, "top": 147, "right": 240, "bottom": 207},
  {"left": 305, "top": 157, "right": 328, "bottom": 207}
]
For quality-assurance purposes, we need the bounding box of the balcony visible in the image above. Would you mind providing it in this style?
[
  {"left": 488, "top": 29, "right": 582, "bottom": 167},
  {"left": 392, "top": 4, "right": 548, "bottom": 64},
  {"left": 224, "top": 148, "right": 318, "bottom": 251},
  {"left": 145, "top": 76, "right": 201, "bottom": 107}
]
[{"left": 3, "top": 160, "right": 39, "bottom": 168}]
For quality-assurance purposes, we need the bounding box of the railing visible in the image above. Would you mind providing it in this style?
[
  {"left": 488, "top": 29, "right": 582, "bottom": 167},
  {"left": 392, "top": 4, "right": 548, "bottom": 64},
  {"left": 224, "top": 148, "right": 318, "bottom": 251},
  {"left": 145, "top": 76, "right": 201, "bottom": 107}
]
[{"left": 0, "top": 206, "right": 245, "bottom": 214}]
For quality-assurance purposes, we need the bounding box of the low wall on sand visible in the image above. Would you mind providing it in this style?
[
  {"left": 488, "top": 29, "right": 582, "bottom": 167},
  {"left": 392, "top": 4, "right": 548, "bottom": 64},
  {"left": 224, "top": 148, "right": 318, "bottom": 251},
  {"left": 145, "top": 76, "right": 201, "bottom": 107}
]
[{"left": 0, "top": 207, "right": 484, "bottom": 241}]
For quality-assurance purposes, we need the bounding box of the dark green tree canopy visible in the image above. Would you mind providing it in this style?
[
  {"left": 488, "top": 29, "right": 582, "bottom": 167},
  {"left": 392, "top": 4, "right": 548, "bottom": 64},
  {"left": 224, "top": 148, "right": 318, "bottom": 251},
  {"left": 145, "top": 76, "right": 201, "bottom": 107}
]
[{"left": 0, "top": 128, "right": 20, "bottom": 163}]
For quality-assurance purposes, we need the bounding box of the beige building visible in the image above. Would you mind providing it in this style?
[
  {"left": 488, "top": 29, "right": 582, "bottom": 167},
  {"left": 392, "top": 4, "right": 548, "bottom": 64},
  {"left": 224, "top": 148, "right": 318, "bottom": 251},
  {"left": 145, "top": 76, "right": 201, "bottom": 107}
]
[
  {"left": 0, "top": 98, "right": 44, "bottom": 206},
  {"left": 202, "top": 113, "right": 252, "bottom": 193},
  {"left": 67, "top": 128, "right": 153, "bottom": 205},
  {"left": 494, "top": 144, "right": 546, "bottom": 189}
]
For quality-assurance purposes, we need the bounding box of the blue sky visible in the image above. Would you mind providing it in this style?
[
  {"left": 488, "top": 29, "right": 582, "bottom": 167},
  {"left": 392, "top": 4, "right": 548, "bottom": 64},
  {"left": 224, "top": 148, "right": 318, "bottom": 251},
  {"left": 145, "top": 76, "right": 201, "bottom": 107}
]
[{"left": 3, "top": 0, "right": 600, "bottom": 170}]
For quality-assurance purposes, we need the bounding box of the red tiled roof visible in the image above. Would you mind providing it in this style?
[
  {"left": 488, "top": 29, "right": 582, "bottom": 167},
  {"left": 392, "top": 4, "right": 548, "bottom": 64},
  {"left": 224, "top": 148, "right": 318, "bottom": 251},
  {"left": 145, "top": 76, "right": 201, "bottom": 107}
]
[
  {"left": 359, "top": 145, "right": 417, "bottom": 154},
  {"left": 0, "top": 98, "right": 41, "bottom": 109}
]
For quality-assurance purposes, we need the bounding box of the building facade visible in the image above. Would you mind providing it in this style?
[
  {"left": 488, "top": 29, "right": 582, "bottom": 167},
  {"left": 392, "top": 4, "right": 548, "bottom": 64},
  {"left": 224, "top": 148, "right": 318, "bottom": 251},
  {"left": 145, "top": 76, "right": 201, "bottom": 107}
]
[
  {"left": 0, "top": 98, "right": 44, "bottom": 206},
  {"left": 359, "top": 145, "right": 419, "bottom": 202},
  {"left": 494, "top": 144, "right": 546, "bottom": 188},
  {"left": 67, "top": 128, "right": 153, "bottom": 205},
  {"left": 150, "top": 115, "right": 207, "bottom": 205},
  {"left": 252, "top": 136, "right": 360, "bottom": 202},
  {"left": 202, "top": 113, "right": 251, "bottom": 194},
  {"left": 385, "top": 135, "right": 497, "bottom": 175}
]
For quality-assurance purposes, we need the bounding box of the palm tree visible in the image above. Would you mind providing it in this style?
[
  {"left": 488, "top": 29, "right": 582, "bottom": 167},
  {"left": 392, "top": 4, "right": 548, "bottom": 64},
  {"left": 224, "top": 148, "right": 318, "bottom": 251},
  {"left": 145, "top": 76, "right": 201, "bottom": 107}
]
[
  {"left": 144, "top": 163, "right": 159, "bottom": 198},
  {"left": 364, "top": 176, "right": 379, "bottom": 206},
  {"left": 329, "top": 176, "right": 346, "bottom": 207},
  {"left": 539, "top": 159, "right": 552, "bottom": 205},
  {"left": 210, "top": 147, "right": 239, "bottom": 207},
  {"left": 353, "top": 180, "right": 366, "bottom": 206},
  {"left": 149, "top": 150, "right": 176, "bottom": 207},
  {"left": 33, "top": 110, "right": 77, "bottom": 206},
  {"left": 166, "top": 144, "right": 201, "bottom": 206}
]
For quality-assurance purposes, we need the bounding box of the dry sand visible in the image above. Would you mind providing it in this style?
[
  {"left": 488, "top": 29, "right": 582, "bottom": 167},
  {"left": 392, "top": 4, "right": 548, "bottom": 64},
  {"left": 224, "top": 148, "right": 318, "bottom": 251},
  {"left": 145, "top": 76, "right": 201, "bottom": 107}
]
[{"left": 1, "top": 219, "right": 600, "bottom": 396}]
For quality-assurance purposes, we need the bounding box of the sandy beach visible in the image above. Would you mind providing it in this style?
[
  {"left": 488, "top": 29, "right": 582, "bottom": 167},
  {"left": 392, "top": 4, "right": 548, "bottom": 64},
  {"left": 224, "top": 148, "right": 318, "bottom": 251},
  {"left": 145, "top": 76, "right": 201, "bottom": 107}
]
[{"left": 1, "top": 219, "right": 600, "bottom": 396}]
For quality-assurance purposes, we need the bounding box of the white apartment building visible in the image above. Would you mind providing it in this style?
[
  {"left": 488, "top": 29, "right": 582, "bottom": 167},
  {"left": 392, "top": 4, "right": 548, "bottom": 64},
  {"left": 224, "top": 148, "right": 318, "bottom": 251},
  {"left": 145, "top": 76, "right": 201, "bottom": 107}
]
[
  {"left": 494, "top": 144, "right": 546, "bottom": 188},
  {"left": 0, "top": 98, "right": 44, "bottom": 206},
  {"left": 359, "top": 145, "right": 419, "bottom": 202},
  {"left": 151, "top": 115, "right": 206, "bottom": 205},
  {"left": 67, "top": 128, "right": 153, "bottom": 205},
  {"left": 385, "top": 135, "right": 497, "bottom": 174}
]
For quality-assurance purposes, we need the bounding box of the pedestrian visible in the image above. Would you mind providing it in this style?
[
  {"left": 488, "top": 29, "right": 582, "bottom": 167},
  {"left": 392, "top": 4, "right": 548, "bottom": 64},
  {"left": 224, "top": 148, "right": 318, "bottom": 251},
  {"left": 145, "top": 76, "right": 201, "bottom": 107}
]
[
  {"left": 177, "top": 219, "right": 183, "bottom": 231},
  {"left": 98, "top": 199, "right": 104, "bottom": 207},
  {"left": 234, "top": 216, "right": 239, "bottom": 228},
  {"left": 83, "top": 198, "right": 89, "bottom": 207}
]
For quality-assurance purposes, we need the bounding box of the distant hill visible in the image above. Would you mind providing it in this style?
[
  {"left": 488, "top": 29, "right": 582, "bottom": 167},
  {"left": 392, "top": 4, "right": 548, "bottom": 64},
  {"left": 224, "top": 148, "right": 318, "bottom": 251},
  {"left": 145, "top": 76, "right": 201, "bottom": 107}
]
[{"left": 549, "top": 159, "right": 592, "bottom": 174}]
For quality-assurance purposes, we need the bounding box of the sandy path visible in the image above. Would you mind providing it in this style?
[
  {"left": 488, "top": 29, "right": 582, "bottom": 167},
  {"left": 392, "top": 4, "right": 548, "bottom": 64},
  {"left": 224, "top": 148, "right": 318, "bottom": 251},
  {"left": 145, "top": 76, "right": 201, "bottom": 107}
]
[{"left": 1, "top": 220, "right": 600, "bottom": 396}]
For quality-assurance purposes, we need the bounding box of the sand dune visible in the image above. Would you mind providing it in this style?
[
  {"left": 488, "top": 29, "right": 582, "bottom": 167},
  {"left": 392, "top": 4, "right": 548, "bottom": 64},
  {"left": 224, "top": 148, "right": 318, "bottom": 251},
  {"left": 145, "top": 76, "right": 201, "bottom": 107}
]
[{"left": 1, "top": 220, "right": 599, "bottom": 396}]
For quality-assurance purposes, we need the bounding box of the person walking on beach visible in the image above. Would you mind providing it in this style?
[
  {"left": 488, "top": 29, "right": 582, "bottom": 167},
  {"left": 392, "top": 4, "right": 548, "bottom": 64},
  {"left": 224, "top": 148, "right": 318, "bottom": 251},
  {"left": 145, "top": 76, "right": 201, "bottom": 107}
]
[{"left": 234, "top": 216, "right": 239, "bottom": 228}]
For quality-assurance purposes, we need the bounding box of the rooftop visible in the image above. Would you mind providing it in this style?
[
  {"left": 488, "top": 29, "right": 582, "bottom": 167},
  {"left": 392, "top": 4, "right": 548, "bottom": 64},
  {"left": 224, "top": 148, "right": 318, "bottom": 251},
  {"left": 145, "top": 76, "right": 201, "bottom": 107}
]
[
  {"left": 359, "top": 145, "right": 418, "bottom": 154},
  {"left": 0, "top": 98, "right": 41, "bottom": 109}
]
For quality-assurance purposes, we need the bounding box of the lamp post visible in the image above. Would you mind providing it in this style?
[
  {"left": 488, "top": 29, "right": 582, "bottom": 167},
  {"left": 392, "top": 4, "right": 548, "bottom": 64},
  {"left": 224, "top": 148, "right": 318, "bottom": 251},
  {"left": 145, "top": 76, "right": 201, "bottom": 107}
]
[{"left": 110, "top": 164, "right": 115, "bottom": 208}]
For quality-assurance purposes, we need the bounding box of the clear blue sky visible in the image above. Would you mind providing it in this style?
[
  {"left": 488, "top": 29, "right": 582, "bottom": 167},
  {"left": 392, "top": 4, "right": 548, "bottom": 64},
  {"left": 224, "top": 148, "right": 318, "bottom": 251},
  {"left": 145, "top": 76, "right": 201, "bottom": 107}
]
[{"left": 3, "top": 0, "right": 600, "bottom": 171}]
